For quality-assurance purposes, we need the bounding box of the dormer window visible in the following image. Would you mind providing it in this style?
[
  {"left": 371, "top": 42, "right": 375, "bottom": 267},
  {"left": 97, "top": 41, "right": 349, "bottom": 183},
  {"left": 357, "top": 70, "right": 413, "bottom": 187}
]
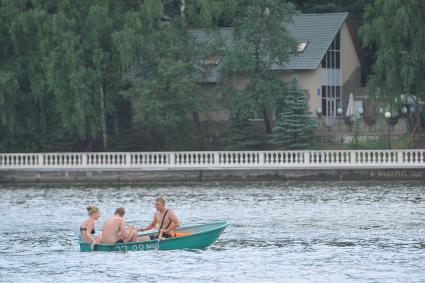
[
  {"left": 297, "top": 41, "right": 308, "bottom": 52},
  {"left": 201, "top": 56, "right": 222, "bottom": 65}
]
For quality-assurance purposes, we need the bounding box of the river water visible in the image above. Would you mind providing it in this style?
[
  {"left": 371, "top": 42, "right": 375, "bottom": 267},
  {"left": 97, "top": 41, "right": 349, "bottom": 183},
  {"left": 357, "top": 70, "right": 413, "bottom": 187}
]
[{"left": 0, "top": 182, "right": 424, "bottom": 282}]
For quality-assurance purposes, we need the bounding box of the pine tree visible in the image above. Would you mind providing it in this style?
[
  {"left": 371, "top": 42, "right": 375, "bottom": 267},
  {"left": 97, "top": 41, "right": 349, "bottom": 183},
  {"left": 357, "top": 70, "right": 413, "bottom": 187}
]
[
  {"left": 226, "top": 113, "right": 264, "bottom": 150},
  {"left": 268, "top": 77, "right": 316, "bottom": 149}
]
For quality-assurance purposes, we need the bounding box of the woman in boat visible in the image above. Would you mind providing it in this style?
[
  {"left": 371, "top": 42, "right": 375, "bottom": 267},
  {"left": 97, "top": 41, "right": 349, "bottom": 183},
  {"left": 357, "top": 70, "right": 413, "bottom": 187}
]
[{"left": 80, "top": 204, "right": 102, "bottom": 248}]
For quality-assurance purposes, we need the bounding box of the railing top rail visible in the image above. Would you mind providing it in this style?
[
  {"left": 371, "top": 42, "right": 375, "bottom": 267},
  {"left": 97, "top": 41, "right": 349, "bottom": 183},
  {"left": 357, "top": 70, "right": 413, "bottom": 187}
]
[{"left": 1, "top": 149, "right": 424, "bottom": 156}]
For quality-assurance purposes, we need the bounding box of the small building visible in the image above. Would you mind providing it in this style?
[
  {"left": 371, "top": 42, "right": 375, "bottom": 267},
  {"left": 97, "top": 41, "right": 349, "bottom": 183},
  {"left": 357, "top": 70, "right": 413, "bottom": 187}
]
[{"left": 191, "top": 12, "right": 405, "bottom": 145}]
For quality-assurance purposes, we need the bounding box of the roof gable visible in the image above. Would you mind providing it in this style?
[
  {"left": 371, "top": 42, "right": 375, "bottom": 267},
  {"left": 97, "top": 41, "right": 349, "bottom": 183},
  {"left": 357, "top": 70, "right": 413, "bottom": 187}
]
[
  {"left": 282, "top": 12, "right": 348, "bottom": 70},
  {"left": 191, "top": 12, "right": 350, "bottom": 81}
]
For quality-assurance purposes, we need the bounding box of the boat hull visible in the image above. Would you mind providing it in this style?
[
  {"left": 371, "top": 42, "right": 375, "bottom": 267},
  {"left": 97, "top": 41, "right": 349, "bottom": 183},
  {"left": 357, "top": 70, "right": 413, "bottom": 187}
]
[{"left": 80, "top": 221, "right": 228, "bottom": 252}]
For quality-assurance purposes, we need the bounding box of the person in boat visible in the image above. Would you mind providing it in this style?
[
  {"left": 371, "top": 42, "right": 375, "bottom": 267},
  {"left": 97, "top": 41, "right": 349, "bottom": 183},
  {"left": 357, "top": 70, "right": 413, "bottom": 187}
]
[
  {"left": 101, "top": 207, "right": 149, "bottom": 244},
  {"left": 80, "top": 204, "right": 102, "bottom": 249},
  {"left": 137, "top": 195, "right": 180, "bottom": 240}
]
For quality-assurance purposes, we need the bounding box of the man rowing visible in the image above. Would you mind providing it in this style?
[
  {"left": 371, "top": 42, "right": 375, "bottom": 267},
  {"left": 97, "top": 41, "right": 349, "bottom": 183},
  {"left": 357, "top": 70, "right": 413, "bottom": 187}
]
[{"left": 137, "top": 196, "right": 180, "bottom": 240}]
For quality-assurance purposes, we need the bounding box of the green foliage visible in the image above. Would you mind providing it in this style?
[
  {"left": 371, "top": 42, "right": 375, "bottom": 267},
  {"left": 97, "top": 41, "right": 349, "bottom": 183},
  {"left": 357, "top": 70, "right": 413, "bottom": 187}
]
[
  {"left": 268, "top": 77, "right": 316, "bottom": 149},
  {"left": 350, "top": 119, "right": 361, "bottom": 149},
  {"left": 0, "top": 0, "right": 229, "bottom": 152},
  {"left": 225, "top": 0, "right": 297, "bottom": 75},
  {"left": 3, "top": 0, "right": 405, "bottom": 152},
  {"left": 291, "top": 0, "right": 371, "bottom": 29},
  {"left": 228, "top": 75, "right": 287, "bottom": 119},
  {"left": 346, "top": 135, "right": 410, "bottom": 150},
  {"left": 185, "top": 0, "right": 236, "bottom": 28},
  {"left": 361, "top": 0, "right": 425, "bottom": 106},
  {"left": 0, "top": 0, "right": 146, "bottom": 152},
  {"left": 226, "top": 112, "right": 264, "bottom": 150},
  {"left": 223, "top": 0, "right": 297, "bottom": 135},
  {"left": 115, "top": 0, "right": 212, "bottom": 150}
]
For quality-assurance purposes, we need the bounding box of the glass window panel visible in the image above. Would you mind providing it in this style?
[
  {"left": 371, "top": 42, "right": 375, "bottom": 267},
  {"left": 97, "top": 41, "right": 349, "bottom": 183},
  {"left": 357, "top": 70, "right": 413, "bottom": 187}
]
[
  {"left": 335, "top": 32, "right": 340, "bottom": 50},
  {"left": 297, "top": 41, "right": 308, "bottom": 52},
  {"left": 335, "top": 51, "right": 340, "bottom": 69},
  {"left": 322, "top": 98, "right": 327, "bottom": 116}
]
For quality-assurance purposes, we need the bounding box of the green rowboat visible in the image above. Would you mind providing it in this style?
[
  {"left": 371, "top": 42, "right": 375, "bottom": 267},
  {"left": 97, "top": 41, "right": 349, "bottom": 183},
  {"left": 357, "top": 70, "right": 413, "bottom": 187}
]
[{"left": 80, "top": 221, "right": 228, "bottom": 252}]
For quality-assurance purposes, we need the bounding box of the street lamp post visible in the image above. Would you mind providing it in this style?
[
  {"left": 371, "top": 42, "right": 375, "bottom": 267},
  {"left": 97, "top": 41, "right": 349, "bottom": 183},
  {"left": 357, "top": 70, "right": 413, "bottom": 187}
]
[{"left": 384, "top": 111, "right": 392, "bottom": 149}]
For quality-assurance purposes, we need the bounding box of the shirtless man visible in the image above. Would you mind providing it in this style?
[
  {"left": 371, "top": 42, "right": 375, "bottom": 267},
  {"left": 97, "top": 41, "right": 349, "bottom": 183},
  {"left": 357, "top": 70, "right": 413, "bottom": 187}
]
[
  {"left": 137, "top": 196, "right": 180, "bottom": 240},
  {"left": 102, "top": 207, "right": 149, "bottom": 244}
]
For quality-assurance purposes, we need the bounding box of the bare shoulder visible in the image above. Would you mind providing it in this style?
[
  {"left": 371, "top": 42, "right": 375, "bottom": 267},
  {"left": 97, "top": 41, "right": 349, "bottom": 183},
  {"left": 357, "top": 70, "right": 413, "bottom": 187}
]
[
  {"left": 86, "top": 218, "right": 94, "bottom": 226},
  {"left": 108, "top": 216, "right": 121, "bottom": 225},
  {"left": 168, "top": 209, "right": 179, "bottom": 218},
  {"left": 80, "top": 219, "right": 87, "bottom": 227},
  {"left": 152, "top": 211, "right": 159, "bottom": 221}
]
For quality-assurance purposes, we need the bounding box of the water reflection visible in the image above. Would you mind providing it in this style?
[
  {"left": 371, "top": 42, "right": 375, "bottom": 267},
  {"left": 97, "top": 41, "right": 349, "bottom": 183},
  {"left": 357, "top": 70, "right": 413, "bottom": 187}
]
[{"left": 0, "top": 182, "right": 424, "bottom": 282}]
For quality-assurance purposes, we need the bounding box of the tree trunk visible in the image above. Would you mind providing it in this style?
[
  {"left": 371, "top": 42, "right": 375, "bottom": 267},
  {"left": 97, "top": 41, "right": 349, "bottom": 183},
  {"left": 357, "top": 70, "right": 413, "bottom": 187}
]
[
  {"left": 416, "top": 103, "right": 421, "bottom": 136},
  {"left": 100, "top": 85, "right": 108, "bottom": 149},
  {"left": 180, "top": 0, "right": 185, "bottom": 16},
  {"left": 423, "top": 1, "right": 425, "bottom": 50},
  {"left": 192, "top": 111, "right": 201, "bottom": 128},
  {"left": 419, "top": 1, "right": 425, "bottom": 136},
  {"left": 262, "top": 106, "right": 272, "bottom": 134}
]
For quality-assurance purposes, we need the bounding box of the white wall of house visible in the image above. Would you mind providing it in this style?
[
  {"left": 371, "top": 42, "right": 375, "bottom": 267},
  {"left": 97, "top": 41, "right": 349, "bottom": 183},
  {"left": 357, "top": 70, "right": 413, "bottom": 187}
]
[
  {"left": 340, "top": 22, "right": 361, "bottom": 88},
  {"left": 280, "top": 69, "right": 322, "bottom": 115}
]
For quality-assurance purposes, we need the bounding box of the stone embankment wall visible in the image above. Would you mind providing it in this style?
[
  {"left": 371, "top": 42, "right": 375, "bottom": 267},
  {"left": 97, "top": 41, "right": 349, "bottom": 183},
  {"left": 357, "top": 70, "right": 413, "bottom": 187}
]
[
  {"left": 1, "top": 168, "right": 425, "bottom": 183},
  {"left": 1, "top": 150, "right": 424, "bottom": 183}
]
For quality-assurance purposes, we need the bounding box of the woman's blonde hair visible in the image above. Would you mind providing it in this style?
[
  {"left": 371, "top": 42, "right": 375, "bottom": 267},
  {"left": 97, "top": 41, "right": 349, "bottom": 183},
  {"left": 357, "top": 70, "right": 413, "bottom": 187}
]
[{"left": 86, "top": 204, "right": 99, "bottom": 216}]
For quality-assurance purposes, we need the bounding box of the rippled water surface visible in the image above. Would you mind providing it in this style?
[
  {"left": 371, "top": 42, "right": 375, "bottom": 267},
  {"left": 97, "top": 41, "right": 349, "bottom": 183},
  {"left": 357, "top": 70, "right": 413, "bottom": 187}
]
[{"left": 0, "top": 182, "right": 424, "bottom": 282}]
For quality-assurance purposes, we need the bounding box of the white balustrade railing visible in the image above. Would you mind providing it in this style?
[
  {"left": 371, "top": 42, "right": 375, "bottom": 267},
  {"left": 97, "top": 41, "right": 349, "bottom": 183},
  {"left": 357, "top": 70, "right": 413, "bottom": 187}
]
[{"left": 0, "top": 150, "right": 424, "bottom": 170}]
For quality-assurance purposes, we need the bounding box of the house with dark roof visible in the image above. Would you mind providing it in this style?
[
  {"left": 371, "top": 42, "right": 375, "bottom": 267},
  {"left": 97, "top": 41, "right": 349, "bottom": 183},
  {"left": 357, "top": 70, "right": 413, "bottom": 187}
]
[{"left": 192, "top": 12, "right": 366, "bottom": 133}]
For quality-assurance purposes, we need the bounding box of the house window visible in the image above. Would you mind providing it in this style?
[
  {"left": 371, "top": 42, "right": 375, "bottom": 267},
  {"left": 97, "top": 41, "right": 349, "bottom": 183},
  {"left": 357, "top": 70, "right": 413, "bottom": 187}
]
[
  {"left": 297, "top": 41, "right": 309, "bottom": 52},
  {"left": 201, "top": 56, "right": 222, "bottom": 65},
  {"left": 321, "top": 86, "right": 341, "bottom": 117},
  {"left": 321, "top": 32, "right": 340, "bottom": 69},
  {"left": 321, "top": 32, "right": 341, "bottom": 117}
]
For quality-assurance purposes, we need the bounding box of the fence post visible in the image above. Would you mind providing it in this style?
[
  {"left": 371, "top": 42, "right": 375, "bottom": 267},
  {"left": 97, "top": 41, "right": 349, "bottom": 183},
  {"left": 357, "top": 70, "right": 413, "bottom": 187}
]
[
  {"left": 82, "top": 153, "right": 88, "bottom": 167},
  {"left": 169, "top": 152, "right": 175, "bottom": 165},
  {"left": 396, "top": 151, "right": 402, "bottom": 164},
  {"left": 259, "top": 152, "right": 265, "bottom": 165},
  {"left": 304, "top": 151, "right": 309, "bottom": 166},
  {"left": 38, "top": 154, "right": 43, "bottom": 167},
  {"left": 214, "top": 152, "right": 219, "bottom": 165}
]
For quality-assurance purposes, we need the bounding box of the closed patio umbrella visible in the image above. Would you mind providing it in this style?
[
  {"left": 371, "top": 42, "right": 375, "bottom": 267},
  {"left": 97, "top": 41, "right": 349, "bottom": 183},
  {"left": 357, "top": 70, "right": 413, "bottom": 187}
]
[{"left": 346, "top": 93, "right": 355, "bottom": 118}]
